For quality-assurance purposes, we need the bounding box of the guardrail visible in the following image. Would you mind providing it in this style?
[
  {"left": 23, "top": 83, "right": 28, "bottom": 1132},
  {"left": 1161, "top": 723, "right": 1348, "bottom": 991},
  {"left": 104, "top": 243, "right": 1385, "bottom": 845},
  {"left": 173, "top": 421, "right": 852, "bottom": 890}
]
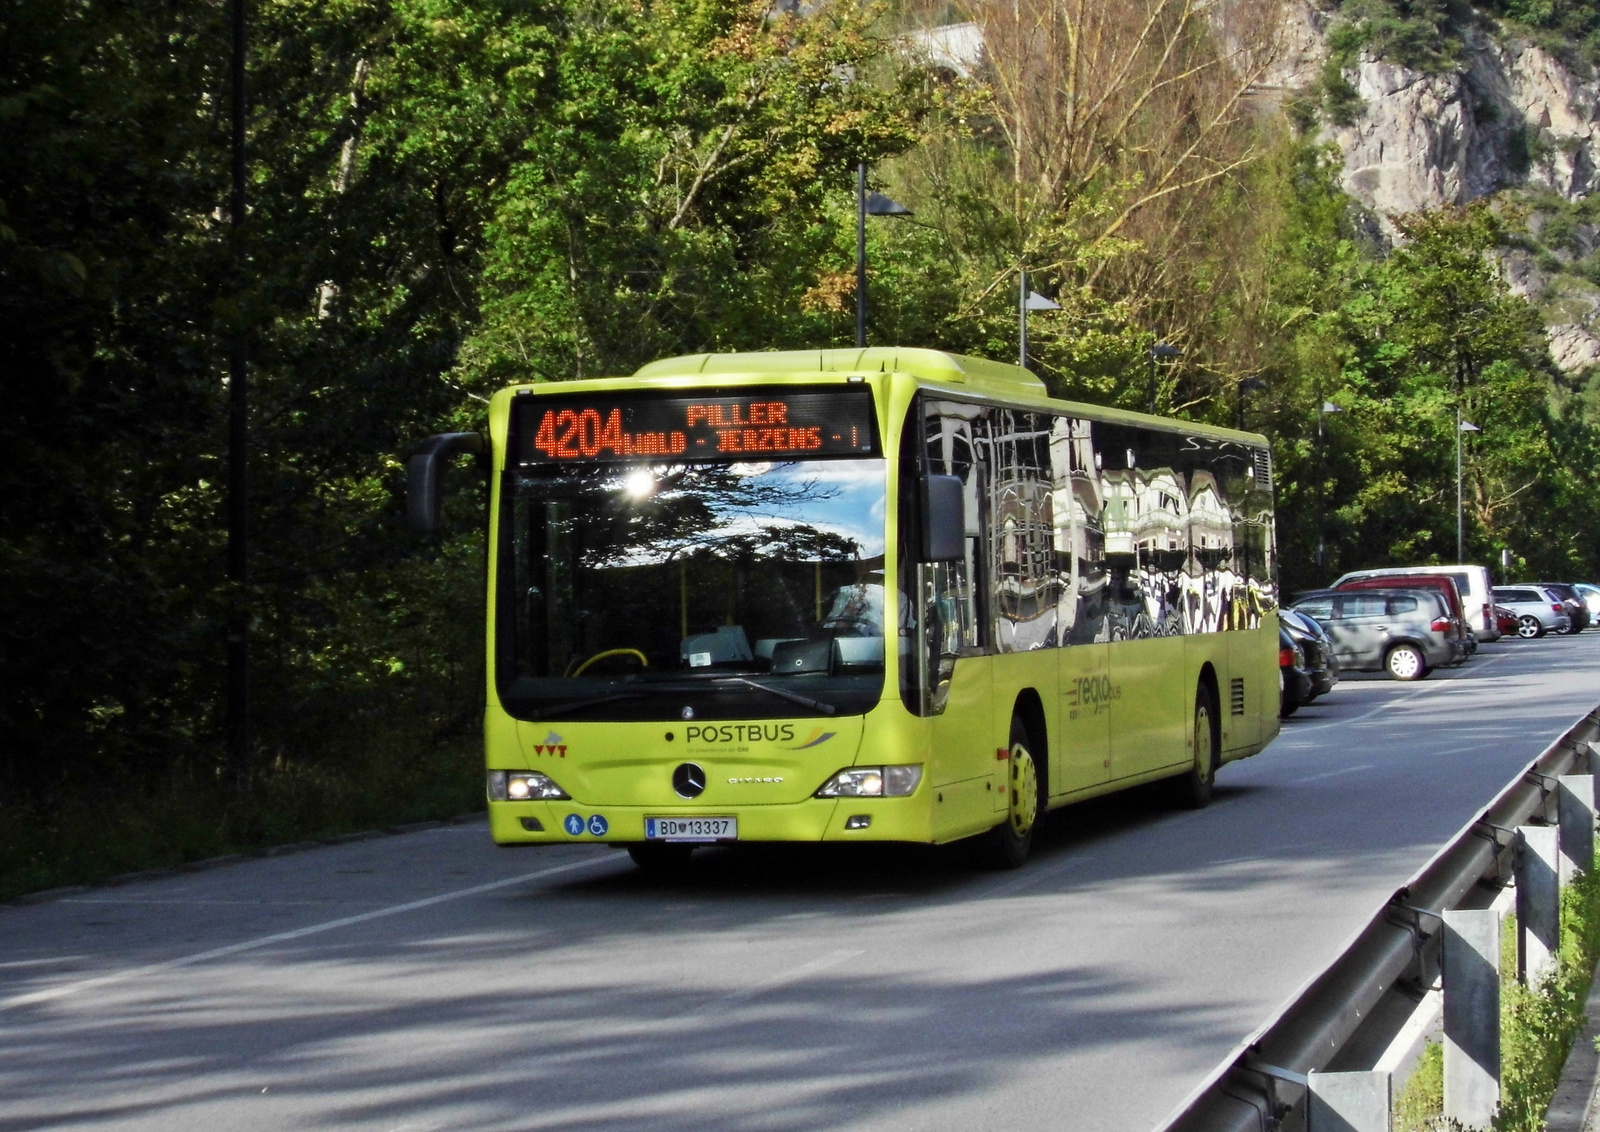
[{"left": 1156, "top": 705, "right": 1600, "bottom": 1132}]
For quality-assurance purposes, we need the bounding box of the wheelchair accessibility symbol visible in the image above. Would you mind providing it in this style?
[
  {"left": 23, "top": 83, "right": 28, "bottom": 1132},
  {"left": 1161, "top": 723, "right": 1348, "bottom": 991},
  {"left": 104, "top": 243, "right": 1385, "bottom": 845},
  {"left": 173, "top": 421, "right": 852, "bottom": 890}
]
[{"left": 587, "top": 814, "right": 609, "bottom": 836}]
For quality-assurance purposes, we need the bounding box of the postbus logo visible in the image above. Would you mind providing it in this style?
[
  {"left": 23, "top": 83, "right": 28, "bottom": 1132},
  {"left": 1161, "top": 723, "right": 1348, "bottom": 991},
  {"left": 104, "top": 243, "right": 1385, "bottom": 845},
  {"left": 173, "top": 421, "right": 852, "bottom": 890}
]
[{"left": 782, "top": 727, "right": 837, "bottom": 750}]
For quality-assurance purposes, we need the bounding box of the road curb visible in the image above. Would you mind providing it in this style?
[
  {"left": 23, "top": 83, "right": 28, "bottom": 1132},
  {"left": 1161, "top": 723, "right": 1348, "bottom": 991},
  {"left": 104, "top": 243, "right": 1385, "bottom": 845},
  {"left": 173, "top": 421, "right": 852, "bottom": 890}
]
[
  {"left": 3, "top": 810, "right": 489, "bottom": 909},
  {"left": 1545, "top": 952, "right": 1600, "bottom": 1131}
]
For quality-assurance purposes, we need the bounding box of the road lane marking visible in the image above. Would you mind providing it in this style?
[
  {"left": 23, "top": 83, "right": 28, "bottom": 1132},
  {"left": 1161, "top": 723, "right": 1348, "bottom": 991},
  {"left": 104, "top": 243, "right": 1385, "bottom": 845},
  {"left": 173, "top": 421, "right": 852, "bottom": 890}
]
[
  {"left": 1282, "top": 648, "right": 1517, "bottom": 737},
  {"left": 1302, "top": 764, "right": 1375, "bottom": 782},
  {"left": 60, "top": 897, "right": 375, "bottom": 906},
  {"left": 686, "top": 948, "right": 862, "bottom": 1017},
  {"left": 1, "top": 854, "right": 621, "bottom": 1013}
]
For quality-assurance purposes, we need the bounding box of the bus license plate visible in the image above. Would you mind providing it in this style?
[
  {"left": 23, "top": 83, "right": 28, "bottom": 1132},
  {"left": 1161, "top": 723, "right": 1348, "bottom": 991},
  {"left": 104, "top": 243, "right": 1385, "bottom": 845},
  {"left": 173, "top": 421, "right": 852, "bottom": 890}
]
[{"left": 644, "top": 817, "right": 737, "bottom": 842}]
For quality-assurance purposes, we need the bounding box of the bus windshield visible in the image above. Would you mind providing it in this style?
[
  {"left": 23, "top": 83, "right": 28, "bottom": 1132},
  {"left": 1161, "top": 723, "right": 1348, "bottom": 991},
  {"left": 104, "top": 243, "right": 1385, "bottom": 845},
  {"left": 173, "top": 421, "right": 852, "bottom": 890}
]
[{"left": 501, "top": 457, "right": 888, "bottom": 720}]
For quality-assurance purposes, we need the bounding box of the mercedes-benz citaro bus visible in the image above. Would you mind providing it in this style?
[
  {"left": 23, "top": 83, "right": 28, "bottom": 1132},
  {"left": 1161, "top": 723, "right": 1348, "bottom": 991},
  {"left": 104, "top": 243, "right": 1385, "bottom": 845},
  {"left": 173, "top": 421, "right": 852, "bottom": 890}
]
[{"left": 407, "top": 348, "right": 1281, "bottom": 870}]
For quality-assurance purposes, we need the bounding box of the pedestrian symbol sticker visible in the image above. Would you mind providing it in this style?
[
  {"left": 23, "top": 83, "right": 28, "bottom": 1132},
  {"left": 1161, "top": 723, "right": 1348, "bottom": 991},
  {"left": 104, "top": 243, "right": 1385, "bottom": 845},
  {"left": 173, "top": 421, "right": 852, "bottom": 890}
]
[
  {"left": 563, "top": 813, "right": 585, "bottom": 836},
  {"left": 587, "top": 814, "right": 609, "bottom": 836}
]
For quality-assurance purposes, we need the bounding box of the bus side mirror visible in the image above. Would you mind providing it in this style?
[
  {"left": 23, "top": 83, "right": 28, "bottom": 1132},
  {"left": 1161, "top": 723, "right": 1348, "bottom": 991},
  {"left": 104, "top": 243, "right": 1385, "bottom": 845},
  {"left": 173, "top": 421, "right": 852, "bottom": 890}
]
[
  {"left": 407, "top": 432, "right": 487, "bottom": 536},
  {"left": 920, "top": 474, "right": 964, "bottom": 561}
]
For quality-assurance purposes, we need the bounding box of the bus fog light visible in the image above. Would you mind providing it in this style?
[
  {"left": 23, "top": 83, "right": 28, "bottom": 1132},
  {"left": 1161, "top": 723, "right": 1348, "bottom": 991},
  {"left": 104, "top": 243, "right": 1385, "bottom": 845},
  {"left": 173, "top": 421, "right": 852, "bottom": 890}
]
[
  {"left": 815, "top": 765, "right": 922, "bottom": 798},
  {"left": 845, "top": 814, "right": 872, "bottom": 830}
]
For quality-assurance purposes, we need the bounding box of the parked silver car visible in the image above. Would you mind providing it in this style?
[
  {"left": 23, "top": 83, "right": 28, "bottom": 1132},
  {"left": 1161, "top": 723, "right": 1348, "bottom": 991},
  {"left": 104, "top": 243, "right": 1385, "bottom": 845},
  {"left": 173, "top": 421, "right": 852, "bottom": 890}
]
[
  {"left": 1289, "top": 590, "right": 1456, "bottom": 680},
  {"left": 1492, "top": 586, "right": 1572, "bottom": 638}
]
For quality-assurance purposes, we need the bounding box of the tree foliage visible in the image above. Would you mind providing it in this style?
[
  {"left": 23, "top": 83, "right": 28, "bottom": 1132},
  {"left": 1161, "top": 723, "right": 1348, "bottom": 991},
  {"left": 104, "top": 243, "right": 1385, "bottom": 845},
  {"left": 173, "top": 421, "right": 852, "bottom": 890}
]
[{"left": 2, "top": 0, "right": 1600, "bottom": 888}]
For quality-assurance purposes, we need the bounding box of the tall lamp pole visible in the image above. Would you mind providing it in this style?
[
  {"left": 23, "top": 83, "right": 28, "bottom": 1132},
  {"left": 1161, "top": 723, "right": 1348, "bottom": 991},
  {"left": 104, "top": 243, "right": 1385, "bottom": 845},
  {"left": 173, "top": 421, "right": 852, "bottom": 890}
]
[
  {"left": 1457, "top": 413, "right": 1481, "bottom": 563},
  {"left": 1236, "top": 377, "right": 1268, "bottom": 431},
  {"left": 1148, "top": 341, "right": 1180, "bottom": 414},
  {"left": 1316, "top": 400, "right": 1342, "bottom": 584},
  {"left": 854, "top": 164, "right": 911, "bottom": 349},
  {"left": 226, "top": 0, "right": 251, "bottom": 789},
  {"left": 1019, "top": 268, "right": 1059, "bottom": 370}
]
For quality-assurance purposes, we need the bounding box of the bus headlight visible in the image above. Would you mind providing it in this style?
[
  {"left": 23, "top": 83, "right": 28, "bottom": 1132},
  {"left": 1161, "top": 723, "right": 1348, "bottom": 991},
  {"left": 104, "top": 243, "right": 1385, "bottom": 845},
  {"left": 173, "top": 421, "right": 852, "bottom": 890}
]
[
  {"left": 488, "top": 771, "right": 571, "bottom": 802},
  {"left": 815, "top": 765, "right": 922, "bottom": 798}
]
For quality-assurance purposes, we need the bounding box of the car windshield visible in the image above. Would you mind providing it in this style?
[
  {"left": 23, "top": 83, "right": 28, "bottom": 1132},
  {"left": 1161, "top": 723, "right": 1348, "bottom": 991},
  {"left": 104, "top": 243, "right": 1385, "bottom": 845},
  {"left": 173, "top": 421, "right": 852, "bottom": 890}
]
[{"left": 500, "top": 457, "right": 888, "bottom": 720}]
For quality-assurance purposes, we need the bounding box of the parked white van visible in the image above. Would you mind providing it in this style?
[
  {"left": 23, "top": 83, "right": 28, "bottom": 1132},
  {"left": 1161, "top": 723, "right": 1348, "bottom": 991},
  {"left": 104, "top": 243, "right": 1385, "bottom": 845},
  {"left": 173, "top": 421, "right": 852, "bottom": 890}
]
[{"left": 1331, "top": 565, "right": 1501, "bottom": 643}]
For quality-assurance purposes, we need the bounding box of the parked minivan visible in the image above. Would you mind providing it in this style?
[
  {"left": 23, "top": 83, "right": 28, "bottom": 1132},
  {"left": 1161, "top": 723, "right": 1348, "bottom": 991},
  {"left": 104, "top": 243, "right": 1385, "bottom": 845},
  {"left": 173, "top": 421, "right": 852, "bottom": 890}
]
[
  {"left": 1333, "top": 565, "right": 1500, "bottom": 644},
  {"left": 1330, "top": 574, "right": 1470, "bottom": 661},
  {"left": 1290, "top": 589, "right": 1456, "bottom": 680}
]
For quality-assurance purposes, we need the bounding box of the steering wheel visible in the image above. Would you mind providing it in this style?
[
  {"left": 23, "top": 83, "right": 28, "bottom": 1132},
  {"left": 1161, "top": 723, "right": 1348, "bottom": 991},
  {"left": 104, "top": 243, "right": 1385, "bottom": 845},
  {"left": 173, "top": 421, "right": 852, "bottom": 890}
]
[
  {"left": 821, "top": 615, "right": 878, "bottom": 636},
  {"left": 567, "top": 648, "right": 649, "bottom": 678}
]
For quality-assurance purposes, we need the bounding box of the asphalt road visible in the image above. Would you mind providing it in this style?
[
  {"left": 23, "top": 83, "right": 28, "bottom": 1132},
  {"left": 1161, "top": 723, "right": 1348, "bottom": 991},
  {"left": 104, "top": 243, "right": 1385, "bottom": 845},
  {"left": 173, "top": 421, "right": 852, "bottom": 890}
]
[{"left": 5, "top": 633, "right": 1600, "bottom": 1132}]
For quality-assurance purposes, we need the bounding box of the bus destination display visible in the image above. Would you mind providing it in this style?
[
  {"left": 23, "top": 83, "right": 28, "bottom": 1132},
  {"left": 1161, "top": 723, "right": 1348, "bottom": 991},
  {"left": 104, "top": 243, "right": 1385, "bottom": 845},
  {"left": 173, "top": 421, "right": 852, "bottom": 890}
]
[{"left": 515, "top": 389, "right": 876, "bottom": 464}]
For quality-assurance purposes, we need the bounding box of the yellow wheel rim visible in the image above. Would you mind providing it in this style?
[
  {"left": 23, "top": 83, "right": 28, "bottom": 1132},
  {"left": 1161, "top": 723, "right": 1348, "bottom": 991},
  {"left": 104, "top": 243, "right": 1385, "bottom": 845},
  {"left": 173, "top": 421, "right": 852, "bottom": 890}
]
[
  {"left": 1008, "top": 743, "right": 1038, "bottom": 836},
  {"left": 1195, "top": 701, "right": 1215, "bottom": 781}
]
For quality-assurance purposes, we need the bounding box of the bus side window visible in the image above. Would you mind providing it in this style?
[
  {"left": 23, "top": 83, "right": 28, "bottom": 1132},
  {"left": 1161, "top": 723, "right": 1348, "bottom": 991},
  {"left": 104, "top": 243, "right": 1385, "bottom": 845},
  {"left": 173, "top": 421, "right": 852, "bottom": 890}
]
[
  {"left": 906, "top": 400, "right": 988, "bottom": 714},
  {"left": 989, "top": 409, "right": 1056, "bottom": 652},
  {"left": 1051, "top": 415, "right": 1105, "bottom": 645}
]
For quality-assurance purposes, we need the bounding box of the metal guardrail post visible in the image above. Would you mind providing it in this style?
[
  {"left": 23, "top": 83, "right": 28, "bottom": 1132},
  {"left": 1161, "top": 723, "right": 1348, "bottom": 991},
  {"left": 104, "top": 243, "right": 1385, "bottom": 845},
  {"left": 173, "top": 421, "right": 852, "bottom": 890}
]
[
  {"left": 1559, "top": 775, "right": 1595, "bottom": 885},
  {"left": 1443, "top": 908, "right": 1501, "bottom": 1129},
  {"left": 1517, "top": 826, "right": 1560, "bottom": 984},
  {"left": 1306, "top": 1069, "right": 1389, "bottom": 1131},
  {"left": 1157, "top": 708, "right": 1600, "bottom": 1132}
]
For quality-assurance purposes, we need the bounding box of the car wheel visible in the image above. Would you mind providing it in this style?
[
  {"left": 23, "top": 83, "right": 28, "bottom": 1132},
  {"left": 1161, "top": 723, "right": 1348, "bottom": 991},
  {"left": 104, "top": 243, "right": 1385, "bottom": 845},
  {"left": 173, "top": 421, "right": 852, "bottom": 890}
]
[
  {"left": 972, "top": 717, "right": 1038, "bottom": 870},
  {"left": 1517, "top": 615, "right": 1544, "bottom": 639},
  {"left": 1385, "top": 643, "right": 1428, "bottom": 681}
]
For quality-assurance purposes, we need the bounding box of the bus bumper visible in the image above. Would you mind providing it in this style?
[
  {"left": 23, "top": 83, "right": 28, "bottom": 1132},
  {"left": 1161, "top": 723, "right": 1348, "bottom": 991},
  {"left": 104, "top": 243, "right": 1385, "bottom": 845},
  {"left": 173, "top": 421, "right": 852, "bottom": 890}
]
[{"left": 489, "top": 796, "right": 936, "bottom": 845}]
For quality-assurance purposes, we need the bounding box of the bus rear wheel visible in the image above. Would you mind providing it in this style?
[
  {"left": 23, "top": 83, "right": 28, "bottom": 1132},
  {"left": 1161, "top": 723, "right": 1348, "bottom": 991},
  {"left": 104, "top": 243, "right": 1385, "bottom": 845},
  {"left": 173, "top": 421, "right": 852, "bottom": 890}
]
[
  {"left": 973, "top": 717, "right": 1039, "bottom": 870},
  {"left": 1172, "top": 683, "right": 1220, "bottom": 809}
]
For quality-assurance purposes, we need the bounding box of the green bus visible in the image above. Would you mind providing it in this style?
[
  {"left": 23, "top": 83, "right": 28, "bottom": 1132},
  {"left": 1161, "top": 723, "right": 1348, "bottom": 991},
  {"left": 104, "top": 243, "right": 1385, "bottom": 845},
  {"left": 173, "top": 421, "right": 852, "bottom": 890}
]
[{"left": 408, "top": 348, "right": 1280, "bottom": 869}]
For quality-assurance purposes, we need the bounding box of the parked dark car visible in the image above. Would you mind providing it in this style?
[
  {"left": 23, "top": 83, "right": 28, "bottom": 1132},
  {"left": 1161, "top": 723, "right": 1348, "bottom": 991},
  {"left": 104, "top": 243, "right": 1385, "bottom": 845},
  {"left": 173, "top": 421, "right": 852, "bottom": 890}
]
[
  {"left": 1494, "top": 604, "right": 1521, "bottom": 637},
  {"left": 1529, "top": 583, "right": 1590, "bottom": 633},
  {"left": 1281, "top": 608, "right": 1339, "bottom": 699},
  {"left": 1280, "top": 627, "right": 1313, "bottom": 716}
]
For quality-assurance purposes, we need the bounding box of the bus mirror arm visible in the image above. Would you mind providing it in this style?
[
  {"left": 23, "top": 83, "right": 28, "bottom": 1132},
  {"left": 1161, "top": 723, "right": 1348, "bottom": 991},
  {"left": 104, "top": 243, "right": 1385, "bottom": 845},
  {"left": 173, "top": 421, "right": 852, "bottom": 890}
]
[
  {"left": 407, "top": 432, "right": 487, "bottom": 536},
  {"left": 920, "top": 474, "right": 964, "bottom": 562}
]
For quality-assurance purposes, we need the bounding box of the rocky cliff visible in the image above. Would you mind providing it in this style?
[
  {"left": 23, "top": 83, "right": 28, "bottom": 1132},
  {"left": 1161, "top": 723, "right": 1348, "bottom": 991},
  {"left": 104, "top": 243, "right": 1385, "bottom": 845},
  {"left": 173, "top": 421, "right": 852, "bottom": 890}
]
[{"left": 1272, "top": 2, "right": 1600, "bottom": 370}]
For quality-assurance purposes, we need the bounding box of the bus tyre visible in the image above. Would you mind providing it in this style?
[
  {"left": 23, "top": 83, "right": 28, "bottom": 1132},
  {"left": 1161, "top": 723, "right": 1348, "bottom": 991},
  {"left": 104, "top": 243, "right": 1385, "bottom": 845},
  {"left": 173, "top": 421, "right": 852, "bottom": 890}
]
[
  {"left": 1175, "top": 684, "right": 1220, "bottom": 809},
  {"left": 973, "top": 717, "right": 1039, "bottom": 870},
  {"left": 627, "top": 843, "right": 695, "bottom": 873},
  {"left": 1384, "top": 643, "right": 1428, "bottom": 681}
]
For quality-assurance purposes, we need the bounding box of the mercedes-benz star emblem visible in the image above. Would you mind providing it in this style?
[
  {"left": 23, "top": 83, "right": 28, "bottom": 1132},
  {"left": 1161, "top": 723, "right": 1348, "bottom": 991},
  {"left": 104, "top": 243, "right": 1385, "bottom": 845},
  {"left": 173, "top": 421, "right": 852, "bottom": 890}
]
[{"left": 672, "top": 762, "right": 707, "bottom": 799}]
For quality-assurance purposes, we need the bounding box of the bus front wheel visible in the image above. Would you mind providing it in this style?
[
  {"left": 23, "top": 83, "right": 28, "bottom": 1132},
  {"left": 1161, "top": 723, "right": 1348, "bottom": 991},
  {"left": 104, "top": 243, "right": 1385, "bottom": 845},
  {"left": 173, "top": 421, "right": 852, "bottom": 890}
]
[{"left": 973, "top": 717, "right": 1039, "bottom": 870}]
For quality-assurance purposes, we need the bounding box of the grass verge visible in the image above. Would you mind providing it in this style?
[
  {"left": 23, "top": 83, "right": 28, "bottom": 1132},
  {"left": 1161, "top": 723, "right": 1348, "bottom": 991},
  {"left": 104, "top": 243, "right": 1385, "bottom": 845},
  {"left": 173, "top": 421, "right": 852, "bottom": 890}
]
[
  {"left": 1393, "top": 854, "right": 1600, "bottom": 1131},
  {"left": 0, "top": 733, "right": 483, "bottom": 903}
]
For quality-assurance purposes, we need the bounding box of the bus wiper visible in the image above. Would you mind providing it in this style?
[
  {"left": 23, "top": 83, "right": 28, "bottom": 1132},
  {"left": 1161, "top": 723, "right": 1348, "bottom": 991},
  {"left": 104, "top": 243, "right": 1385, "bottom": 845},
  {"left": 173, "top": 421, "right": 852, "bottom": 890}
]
[
  {"left": 716, "top": 677, "right": 836, "bottom": 716},
  {"left": 528, "top": 692, "right": 649, "bottom": 720}
]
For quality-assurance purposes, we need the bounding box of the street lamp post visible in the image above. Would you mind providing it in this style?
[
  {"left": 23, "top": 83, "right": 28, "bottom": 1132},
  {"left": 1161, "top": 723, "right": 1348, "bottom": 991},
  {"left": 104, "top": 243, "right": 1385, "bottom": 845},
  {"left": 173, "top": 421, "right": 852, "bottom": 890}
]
[
  {"left": 1458, "top": 413, "right": 1481, "bottom": 563},
  {"left": 854, "top": 164, "right": 912, "bottom": 349},
  {"left": 226, "top": 0, "right": 250, "bottom": 790},
  {"left": 1236, "top": 377, "right": 1268, "bottom": 431},
  {"left": 1316, "top": 400, "right": 1342, "bottom": 584},
  {"left": 1019, "top": 268, "right": 1059, "bottom": 370},
  {"left": 1148, "top": 341, "right": 1180, "bottom": 414}
]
